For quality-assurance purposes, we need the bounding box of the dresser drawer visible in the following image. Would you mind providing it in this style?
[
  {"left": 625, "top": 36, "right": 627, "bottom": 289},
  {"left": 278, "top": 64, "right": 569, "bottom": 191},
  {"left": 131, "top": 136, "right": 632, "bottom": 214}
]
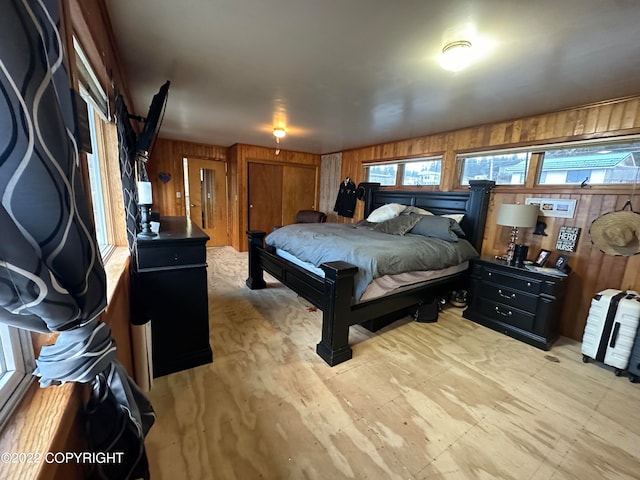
[
  {"left": 476, "top": 297, "right": 536, "bottom": 332},
  {"left": 137, "top": 244, "right": 205, "bottom": 270},
  {"left": 482, "top": 269, "right": 541, "bottom": 295},
  {"left": 482, "top": 282, "right": 539, "bottom": 312}
]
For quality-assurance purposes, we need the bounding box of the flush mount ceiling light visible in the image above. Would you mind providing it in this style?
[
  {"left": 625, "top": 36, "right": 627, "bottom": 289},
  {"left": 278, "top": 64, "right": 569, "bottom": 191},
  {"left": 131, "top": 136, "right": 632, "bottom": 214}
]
[
  {"left": 439, "top": 40, "right": 473, "bottom": 72},
  {"left": 273, "top": 127, "right": 286, "bottom": 155}
]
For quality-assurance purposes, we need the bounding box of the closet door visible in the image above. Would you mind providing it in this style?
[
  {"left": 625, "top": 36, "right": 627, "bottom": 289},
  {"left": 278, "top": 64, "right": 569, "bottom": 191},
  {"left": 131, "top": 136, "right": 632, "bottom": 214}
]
[
  {"left": 282, "top": 165, "right": 318, "bottom": 225},
  {"left": 248, "top": 162, "right": 283, "bottom": 234}
]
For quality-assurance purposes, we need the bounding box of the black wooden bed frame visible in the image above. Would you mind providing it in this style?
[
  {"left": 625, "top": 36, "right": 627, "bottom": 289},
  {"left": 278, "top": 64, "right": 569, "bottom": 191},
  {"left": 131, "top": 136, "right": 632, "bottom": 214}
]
[{"left": 246, "top": 180, "right": 495, "bottom": 366}]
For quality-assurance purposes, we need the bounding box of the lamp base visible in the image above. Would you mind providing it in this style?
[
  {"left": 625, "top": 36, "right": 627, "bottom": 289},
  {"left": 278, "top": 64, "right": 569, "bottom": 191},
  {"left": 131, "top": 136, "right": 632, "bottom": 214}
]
[
  {"left": 513, "top": 244, "right": 529, "bottom": 267},
  {"left": 505, "top": 226, "right": 518, "bottom": 265},
  {"left": 137, "top": 204, "right": 157, "bottom": 238}
]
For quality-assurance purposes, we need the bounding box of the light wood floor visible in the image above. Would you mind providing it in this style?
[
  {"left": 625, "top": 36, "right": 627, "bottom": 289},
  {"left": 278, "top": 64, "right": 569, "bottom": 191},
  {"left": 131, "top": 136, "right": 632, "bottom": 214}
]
[{"left": 145, "top": 247, "right": 640, "bottom": 479}]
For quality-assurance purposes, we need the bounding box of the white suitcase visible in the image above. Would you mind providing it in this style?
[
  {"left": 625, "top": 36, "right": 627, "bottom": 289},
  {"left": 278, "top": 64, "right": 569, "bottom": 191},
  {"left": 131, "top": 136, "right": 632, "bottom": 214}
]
[{"left": 581, "top": 289, "right": 640, "bottom": 374}]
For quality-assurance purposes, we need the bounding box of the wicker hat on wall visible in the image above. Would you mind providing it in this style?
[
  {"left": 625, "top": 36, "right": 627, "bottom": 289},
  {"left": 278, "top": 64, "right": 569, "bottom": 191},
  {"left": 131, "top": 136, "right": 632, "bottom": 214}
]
[{"left": 589, "top": 202, "right": 640, "bottom": 256}]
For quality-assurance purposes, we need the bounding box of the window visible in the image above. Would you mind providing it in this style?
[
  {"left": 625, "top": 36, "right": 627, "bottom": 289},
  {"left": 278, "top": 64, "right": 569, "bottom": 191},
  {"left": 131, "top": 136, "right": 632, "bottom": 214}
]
[
  {"left": 0, "top": 325, "right": 35, "bottom": 430},
  {"left": 402, "top": 159, "right": 441, "bottom": 186},
  {"left": 74, "top": 38, "right": 114, "bottom": 259},
  {"left": 459, "top": 152, "right": 530, "bottom": 185},
  {"left": 365, "top": 157, "right": 443, "bottom": 187},
  {"left": 367, "top": 163, "right": 398, "bottom": 186},
  {"left": 538, "top": 141, "right": 640, "bottom": 185},
  {"left": 84, "top": 101, "right": 109, "bottom": 252}
]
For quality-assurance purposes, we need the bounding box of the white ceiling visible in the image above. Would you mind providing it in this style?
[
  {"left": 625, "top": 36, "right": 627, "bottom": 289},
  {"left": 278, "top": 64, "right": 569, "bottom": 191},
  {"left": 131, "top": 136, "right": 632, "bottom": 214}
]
[{"left": 106, "top": 0, "right": 640, "bottom": 155}]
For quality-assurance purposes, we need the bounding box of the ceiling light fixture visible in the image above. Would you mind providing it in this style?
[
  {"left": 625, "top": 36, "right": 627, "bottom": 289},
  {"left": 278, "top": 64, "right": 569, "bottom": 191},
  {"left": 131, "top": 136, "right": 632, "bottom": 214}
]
[
  {"left": 440, "top": 40, "right": 473, "bottom": 72},
  {"left": 273, "top": 127, "right": 286, "bottom": 155}
]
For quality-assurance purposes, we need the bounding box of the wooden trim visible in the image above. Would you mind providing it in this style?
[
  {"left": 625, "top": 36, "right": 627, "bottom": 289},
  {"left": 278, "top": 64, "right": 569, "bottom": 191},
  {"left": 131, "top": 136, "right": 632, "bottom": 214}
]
[
  {"left": 452, "top": 128, "right": 640, "bottom": 156},
  {"left": 0, "top": 382, "right": 88, "bottom": 480},
  {"left": 524, "top": 152, "right": 541, "bottom": 189}
]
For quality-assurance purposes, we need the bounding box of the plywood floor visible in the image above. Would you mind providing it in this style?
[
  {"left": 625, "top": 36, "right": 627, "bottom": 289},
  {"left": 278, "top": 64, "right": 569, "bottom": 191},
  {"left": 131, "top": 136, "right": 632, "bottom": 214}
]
[{"left": 145, "top": 247, "right": 640, "bottom": 479}]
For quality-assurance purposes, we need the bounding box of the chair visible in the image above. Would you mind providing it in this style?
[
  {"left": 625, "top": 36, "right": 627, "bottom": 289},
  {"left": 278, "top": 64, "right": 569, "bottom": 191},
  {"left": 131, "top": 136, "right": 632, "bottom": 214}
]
[{"left": 295, "top": 210, "right": 327, "bottom": 224}]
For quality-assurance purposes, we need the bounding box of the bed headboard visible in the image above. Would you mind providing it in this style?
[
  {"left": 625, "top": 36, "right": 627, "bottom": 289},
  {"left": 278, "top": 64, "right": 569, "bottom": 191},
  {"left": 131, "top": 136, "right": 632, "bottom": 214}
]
[{"left": 361, "top": 180, "right": 495, "bottom": 252}]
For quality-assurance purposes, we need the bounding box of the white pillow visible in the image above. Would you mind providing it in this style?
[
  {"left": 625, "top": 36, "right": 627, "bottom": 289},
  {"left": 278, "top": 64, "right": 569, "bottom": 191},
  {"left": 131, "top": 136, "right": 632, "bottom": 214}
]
[
  {"left": 442, "top": 213, "right": 465, "bottom": 223},
  {"left": 402, "top": 206, "right": 431, "bottom": 216},
  {"left": 367, "top": 203, "right": 407, "bottom": 223},
  {"left": 420, "top": 210, "right": 465, "bottom": 223}
]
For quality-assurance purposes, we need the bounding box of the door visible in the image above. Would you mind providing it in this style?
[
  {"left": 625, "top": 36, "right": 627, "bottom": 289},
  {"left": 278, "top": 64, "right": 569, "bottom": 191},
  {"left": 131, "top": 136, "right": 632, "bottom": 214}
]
[
  {"left": 185, "top": 158, "right": 228, "bottom": 246},
  {"left": 282, "top": 165, "right": 318, "bottom": 225},
  {"left": 248, "top": 162, "right": 283, "bottom": 234}
]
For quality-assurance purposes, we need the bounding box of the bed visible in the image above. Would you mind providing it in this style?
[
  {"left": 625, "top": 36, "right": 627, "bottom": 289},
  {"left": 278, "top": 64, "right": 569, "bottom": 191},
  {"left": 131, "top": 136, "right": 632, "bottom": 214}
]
[{"left": 246, "top": 180, "right": 495, "bottom": 366}]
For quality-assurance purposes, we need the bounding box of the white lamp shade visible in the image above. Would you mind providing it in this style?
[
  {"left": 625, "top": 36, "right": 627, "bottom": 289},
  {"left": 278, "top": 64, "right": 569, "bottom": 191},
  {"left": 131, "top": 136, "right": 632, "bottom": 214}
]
[
  {"left": 496, "top": 204, "right": 539, "bottom": 228},
  {"left": 138, "top": 181, "right": 153, "bottom": 205}
]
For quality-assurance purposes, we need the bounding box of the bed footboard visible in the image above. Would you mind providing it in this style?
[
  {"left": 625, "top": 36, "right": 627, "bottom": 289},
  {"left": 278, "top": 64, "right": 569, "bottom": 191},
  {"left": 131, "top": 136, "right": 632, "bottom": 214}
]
[
  {"left": 246, "top": 231, "right": 267, "bottom": 290},
  {"left": 246, "top": 230, "right": 358, "bottom": 365},
  {"left": 317, "top": 262, "right": 358, "bottom": 365}
]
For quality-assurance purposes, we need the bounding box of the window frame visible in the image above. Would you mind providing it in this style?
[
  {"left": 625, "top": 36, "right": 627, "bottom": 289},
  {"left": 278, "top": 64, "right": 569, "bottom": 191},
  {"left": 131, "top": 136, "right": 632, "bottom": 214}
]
[
  {"left": 84, "top": 96, "right": 110, "bottom": 255},
  {"left": 455, "top": 134, "right": 640, "bottom": 190},
  {"left": 537, "top": 139, "right": 640, "bottom": 187},
  {"left": 457, "top": 151, "right": 531, "bottom": 186},
  {"left": 364, "top": 155, "right": 444, "bottom": 188},
  {"left": 74, "top": 37, "right": 119, "bottom": 260},
  {"left": 0, "top": 326, "right": 35, "bottom": 432}
]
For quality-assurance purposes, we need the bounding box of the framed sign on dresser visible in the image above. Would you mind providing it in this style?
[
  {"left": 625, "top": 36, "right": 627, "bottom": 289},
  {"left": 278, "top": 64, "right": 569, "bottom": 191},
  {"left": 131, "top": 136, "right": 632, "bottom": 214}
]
[{"left": 136, "top": 216, "right": 213, "bottom": 377}]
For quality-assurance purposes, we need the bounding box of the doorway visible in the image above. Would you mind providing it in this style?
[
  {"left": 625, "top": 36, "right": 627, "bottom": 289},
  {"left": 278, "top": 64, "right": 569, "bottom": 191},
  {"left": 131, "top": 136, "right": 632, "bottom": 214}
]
[{"left": 184, "top": 158, "right": 228, "bottom": 247}]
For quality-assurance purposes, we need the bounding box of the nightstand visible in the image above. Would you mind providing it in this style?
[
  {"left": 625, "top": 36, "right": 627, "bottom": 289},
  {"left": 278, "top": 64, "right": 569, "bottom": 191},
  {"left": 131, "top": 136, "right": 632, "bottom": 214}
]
[{"left": 463, "top": 256, "right": 567, "bottom": 350}]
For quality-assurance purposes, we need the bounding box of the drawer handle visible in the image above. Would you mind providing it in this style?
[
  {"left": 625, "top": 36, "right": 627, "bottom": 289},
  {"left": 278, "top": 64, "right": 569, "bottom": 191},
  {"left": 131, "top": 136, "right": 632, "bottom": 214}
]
[
  {"left": 495, "top": 306, "right": 512, "bottom": 317},
  {"left": 173, "top": 255, "right": 179, "bottom": 261},
  {"left": 498, "top": 289, "right": 515, "bottom": 299}
]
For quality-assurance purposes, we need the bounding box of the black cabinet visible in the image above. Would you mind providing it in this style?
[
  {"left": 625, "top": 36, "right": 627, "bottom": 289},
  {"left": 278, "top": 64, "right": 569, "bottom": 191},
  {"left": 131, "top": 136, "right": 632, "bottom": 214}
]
[
  {"left": 463, "top": 257, "right": 567, "bottom": 350},
  {"left": 136, "top": 216, "right": 213, "bottom": 377}
]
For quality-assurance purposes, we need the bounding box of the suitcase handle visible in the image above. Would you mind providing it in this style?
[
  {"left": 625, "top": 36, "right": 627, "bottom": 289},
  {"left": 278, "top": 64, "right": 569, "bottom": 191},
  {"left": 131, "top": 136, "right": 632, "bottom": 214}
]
[{"left": 609, "top": 322, "right": 621, "bottom": 348}]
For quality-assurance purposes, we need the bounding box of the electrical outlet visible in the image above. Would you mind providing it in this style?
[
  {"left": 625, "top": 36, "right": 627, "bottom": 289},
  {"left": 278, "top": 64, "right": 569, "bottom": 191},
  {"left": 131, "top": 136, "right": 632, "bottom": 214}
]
[{"left": 176, "top": 192, "right": 181, "bottom": 198}]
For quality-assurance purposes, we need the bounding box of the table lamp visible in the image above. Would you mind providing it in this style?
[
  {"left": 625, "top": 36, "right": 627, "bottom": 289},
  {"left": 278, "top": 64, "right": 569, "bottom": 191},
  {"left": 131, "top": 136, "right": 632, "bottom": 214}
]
[{"left": 496, "top": 203, "right": 540, "bottom": 265}]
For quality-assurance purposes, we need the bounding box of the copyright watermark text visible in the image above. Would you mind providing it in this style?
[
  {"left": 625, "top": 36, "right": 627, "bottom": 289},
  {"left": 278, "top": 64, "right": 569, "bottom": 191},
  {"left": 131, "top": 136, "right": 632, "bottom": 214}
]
[{"left": 1, "top": 451, "right": 124, "bottom": 464}]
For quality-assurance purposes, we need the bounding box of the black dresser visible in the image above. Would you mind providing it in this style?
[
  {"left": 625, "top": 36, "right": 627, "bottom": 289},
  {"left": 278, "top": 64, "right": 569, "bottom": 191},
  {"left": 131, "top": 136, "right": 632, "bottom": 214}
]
[
  {"left": 463, "top": 256, "right": 567, "bottom": 350},
  {"left": 136, "top": 216, "right": 213, "bottom": 377}
]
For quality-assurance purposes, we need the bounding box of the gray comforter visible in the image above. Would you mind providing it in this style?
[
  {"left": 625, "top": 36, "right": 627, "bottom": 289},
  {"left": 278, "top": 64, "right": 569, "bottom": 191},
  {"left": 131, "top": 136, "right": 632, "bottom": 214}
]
[{"left": 265, "top": 223, "right": 479, "bottom": 300}]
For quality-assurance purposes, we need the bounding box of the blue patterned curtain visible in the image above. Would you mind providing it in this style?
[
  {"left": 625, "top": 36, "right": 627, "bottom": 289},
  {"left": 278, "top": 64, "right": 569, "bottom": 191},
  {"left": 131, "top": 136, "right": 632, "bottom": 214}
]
[{"left": 0, "top": 1, "right": 154, "bottom": 478}]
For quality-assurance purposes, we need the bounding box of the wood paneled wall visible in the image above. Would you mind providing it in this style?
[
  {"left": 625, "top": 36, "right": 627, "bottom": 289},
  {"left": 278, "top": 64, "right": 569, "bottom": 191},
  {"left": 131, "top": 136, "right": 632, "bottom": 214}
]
[
  {"left": 101, "top": 257, "right": 134, "bottom": 376},
  {"left": 148, "top": 141, "right": 322, "bottom": 251},
  {"left": 68, "top": 0, "right": 132, "bottom": 110},
  {"left": 339, "top": 95, "right": 640, "bottom": 341},
  {"left": 228, "top": 144, "right": 321, "bottom": 251},
  {"left": 146, "top": 138, "right": 228, "bottom": 218}
]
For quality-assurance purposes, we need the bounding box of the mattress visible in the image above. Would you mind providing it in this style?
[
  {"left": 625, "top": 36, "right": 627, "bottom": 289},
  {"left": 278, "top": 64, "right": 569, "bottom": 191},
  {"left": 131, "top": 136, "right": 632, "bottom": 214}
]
[
  {"left": 275, "top": 248, "right": 468, "bottom": 302},
  {"left": 266, "top": 222, "right": 478, "bottom": 301}
]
